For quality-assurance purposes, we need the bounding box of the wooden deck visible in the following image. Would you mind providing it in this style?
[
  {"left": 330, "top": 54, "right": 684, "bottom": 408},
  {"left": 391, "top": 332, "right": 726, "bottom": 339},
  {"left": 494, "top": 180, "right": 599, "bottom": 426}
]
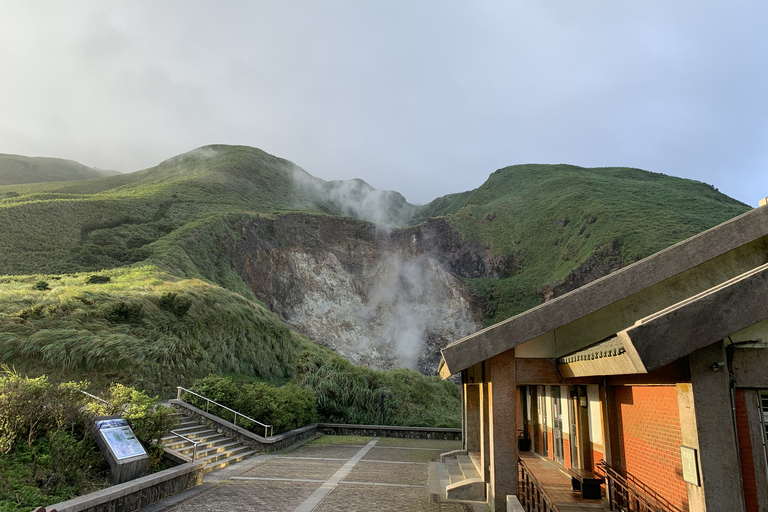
[{"left": 518, "top": 451, "right": 609, "bottom": 511}]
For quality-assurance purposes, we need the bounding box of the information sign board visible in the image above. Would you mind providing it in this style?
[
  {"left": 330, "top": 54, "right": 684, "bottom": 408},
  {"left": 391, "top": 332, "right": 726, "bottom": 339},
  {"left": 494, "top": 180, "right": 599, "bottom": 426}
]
[
  {"left": 95, "top": 418, "right": 147, "bottom": 460},
  {"left": 680, "top": 445, "right": 700, "bottom": 486}
]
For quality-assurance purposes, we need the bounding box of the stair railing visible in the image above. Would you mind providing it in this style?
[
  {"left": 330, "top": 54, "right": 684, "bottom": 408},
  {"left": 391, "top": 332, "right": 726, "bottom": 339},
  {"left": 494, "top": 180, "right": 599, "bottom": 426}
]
[
  {"left": 167, "top": 431, "right": 200, "bottom": 463},
  {"left": 76, "top": 388, "right": 112, "bottom": 406},
  {"left": 597, "top": 460, "right": 683, "bottom": 512},
  {"left": 176, "top": 386, "right": 274, "bottom": 438}
]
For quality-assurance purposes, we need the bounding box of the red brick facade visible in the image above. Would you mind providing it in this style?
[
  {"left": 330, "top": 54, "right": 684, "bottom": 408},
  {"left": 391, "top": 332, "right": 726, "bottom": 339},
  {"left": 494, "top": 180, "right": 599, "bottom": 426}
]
[
  {"left": 614, "top": 386, "right": 688, "bottom": 512},
  {"left": 735, "top": 389, "right": 759, "bottom": 511}
]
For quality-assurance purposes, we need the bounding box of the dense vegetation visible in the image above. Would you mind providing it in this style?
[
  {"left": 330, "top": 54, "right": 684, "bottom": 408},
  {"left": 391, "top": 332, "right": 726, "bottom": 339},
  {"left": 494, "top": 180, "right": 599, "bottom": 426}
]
[
  {"left": 0, "top": 368, "right": 174, "bottom": 511},
  {"left": 426, "top": 164, "right": 750, "bottom": 323}
]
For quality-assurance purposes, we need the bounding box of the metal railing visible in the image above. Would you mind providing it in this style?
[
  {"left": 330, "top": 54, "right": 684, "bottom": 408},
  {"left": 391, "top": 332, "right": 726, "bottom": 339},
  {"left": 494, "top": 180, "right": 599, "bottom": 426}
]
[
  {"left": 518, "top": 457, "right": 559, "bottom": 512},
  {"left": 597, "top": 460, "right": 683, "bottom": 512},
  {"left": 76, "top": 388, "right": 112, "bottom": 406},
  {"left": 176, "top": 386, "right": 274, "bottom": 438},
  {"left": 167, "top": 430, "right": 201, "bottom": 463}
]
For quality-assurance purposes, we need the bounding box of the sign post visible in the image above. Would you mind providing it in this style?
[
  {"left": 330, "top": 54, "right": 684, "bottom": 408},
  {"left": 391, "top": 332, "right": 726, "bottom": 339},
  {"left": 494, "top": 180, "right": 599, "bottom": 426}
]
[{"left": 91, "top": 416, "right": 149, "bottom": 484}]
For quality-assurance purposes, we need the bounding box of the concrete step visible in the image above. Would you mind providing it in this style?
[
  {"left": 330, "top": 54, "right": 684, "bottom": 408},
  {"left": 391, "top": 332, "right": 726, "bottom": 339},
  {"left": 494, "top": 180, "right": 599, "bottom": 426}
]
[
  {"left": 445, "top": 457, "right": 465, "bottom": 485},
  {"left": 428, "top": 462, "right": 442, "bottom": 495},
  {"left": 162, "top": 412, "right": 257, "bottom": 473},
  {"left": 163, "top": 433, "right": 229, "bottom": 452},
  {"left": 438, "top": 454, "right": 486, "bottom": 503},
  {"left": 168, "top": 436, "right": 236, "bottom": 456},
  {"left": 457, "top": 453, "right": 480, "bottom": 480},
  {"left": 202, "top": 449, "right": 258, "bottom": 474}
]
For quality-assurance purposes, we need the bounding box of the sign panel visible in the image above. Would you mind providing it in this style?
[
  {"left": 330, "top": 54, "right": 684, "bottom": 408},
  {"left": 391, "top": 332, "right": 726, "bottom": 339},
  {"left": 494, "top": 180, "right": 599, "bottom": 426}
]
[
  {"left": 680, "top": 445, "right": 700, "bottom": 486},
  {"left": 95, "top": 418, "right": 147, "bottom": 460}
]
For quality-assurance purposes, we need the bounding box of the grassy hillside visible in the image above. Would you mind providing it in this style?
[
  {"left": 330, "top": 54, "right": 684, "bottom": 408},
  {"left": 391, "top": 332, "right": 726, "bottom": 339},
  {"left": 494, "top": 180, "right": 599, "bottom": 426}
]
[
  {"left": 0, "top": 153, "right": 118, "bottom": 187},
  {"left": 0, "top": 147, "right": 752, "bottom": 422},
  {"left": 427, "top": 164, "right": 751, "bottom": 324},
  {"left": 0, "top": 146, "right": 339, "bottom": 275},
  {"left": 0, "top": 266, "right": 306, "bottom": 394}
]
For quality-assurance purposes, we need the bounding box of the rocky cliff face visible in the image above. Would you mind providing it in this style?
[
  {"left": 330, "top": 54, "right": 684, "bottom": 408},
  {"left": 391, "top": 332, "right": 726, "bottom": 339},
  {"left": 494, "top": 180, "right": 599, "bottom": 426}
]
[
  {"left": 218, "top": 213, "right": 631, "bottom": 374},
  {"left": 223, "top": 214, "right": 492, "bottom": 373}
]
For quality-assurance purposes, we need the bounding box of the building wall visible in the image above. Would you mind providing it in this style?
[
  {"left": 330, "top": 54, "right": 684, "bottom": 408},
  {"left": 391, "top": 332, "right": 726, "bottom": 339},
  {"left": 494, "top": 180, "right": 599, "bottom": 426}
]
[{"left": 615, "top": 385, "right": 689, "bottom": 511}]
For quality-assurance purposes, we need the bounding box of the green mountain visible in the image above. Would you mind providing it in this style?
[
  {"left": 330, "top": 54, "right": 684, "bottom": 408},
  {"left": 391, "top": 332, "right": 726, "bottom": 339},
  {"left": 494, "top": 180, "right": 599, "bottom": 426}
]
[
  {"left": 429, "top": 164, "right": 749, "bottom": 323},
  {"left": 0, "top": 153, "right": 119, "bottom": 186},
  {"left": 0, "top": 145, "right": 751, "bottom": 409}
]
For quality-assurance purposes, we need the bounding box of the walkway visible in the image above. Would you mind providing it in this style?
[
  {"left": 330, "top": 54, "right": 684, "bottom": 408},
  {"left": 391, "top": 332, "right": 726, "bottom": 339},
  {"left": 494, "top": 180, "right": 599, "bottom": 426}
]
[
  {"left": 518, "top": 452, "right": 609, "bottom": 511},
  {"left": 142, "top": 435, "right": 486, "bottom": 512}
]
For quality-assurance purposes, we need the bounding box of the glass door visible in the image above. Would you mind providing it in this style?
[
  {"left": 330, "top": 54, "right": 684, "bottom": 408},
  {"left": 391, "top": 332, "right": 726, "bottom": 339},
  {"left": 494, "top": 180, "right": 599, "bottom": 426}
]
[
  {"left": 539, "top": 386, "right": 548, "bottom": 457},
  {"left": 552, "top": 386, "right": 565, "bottom": 463}
]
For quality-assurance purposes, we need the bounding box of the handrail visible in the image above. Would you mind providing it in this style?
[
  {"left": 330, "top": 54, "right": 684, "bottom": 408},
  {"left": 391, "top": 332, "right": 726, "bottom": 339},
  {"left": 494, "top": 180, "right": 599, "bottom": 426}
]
[
  {"left": 518, "top": 457, "right": 559, "bottom": 512},
  {"left": 76, "top": 389, "right": 112, "bottom": 406},
  {"left": 176, "top": 386, "right": 274, "bottom": 438},
  {"left": 167, "top": 430, "right": 200, "bottom": 463},
  {"left": 597, "top": 460, "right": 683, "bottom": 512}
]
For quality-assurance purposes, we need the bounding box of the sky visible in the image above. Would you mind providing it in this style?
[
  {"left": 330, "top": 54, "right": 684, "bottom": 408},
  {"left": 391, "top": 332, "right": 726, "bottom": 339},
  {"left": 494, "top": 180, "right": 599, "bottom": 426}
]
[{"left": 1, "top": 1, "right": 766, "bottom": 206}]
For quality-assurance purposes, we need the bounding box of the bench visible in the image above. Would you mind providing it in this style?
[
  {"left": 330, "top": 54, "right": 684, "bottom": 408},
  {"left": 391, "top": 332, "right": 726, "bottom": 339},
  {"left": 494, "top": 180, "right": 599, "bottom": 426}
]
[{"left": 567, "top": 467, "right": 603, "bottom": 499}]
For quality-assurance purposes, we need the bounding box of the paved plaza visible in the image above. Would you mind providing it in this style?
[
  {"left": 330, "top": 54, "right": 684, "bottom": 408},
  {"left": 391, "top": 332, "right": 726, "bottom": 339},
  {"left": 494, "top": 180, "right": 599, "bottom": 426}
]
[{"left": 143, "top": 436, "right": 487, "bottom": 512}]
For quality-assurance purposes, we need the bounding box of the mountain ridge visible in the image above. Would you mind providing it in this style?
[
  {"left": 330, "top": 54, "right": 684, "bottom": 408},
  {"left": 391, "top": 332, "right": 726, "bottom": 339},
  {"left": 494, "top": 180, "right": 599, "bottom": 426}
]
[{"left": 0, "top": 144, "right": 752, "bottom": 390}]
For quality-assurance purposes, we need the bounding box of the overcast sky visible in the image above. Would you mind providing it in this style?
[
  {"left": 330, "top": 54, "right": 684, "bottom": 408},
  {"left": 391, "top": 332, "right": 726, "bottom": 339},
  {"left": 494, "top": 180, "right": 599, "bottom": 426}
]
[{"left": 1, "top": 1, "right": 766, "bottom": 205}]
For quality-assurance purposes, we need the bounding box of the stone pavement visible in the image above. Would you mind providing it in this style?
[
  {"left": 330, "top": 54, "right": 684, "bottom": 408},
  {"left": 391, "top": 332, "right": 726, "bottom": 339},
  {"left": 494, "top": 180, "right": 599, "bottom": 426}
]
[{"left": 142, "top": 435, "right": 488, "bottom": 512}]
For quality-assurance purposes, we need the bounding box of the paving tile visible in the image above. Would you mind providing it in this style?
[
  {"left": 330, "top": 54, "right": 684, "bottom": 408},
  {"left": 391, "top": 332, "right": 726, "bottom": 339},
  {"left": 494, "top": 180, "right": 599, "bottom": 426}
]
[
  {"left": 240, "top": 457, "right": 345, "bottom": 480},
  {"left": 362, "top": 446, "right": 437, "bottom": 463},
  {"left": 284, "top": 444, "right": 364, "bottom": 459},
  {"left": 315, "top": 484, "right": 470, "bottom": 512},
  {"left": 344, "top": 460, "right": 428, "bottom": 486},
  {"left": 167, "top": 480, "right": 319, "bottom": 511}
]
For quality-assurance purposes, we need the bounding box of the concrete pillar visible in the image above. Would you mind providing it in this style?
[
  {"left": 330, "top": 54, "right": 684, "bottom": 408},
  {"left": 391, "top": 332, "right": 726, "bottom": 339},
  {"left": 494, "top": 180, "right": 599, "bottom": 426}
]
[
  {"left": 677, "top": 382, "right": 705, "bottom": 512},
  {"left": 488, "top": 348, "right": 517, "bottom": 512},
  {"left": 465, "top": 384, "right": 481, "bottom": 453},
  {"left": 688, "top": 342, "right": 746, "bottom": 512}
]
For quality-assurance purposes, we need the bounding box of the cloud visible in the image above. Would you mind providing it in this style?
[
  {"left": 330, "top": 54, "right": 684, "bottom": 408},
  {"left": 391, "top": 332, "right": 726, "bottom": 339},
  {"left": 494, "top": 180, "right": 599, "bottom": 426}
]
[{"left": 0, "top": 1, "right": 765, "bottom": 204}]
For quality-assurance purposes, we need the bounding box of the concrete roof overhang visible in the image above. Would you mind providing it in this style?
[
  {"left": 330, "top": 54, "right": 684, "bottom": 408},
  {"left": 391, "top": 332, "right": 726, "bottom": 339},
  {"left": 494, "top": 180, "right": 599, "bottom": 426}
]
[
  {"left": 558, "top": 261, "right": 768, "bottom": 378},
  {"left": 439, "top": 205, "right": 768, "bottom": 379}
]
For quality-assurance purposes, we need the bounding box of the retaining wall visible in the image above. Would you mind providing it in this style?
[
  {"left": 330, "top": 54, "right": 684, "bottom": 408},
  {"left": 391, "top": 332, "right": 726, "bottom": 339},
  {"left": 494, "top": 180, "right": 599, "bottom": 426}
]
[{"left": 45, "top": 461, "right": 205, "bottom": 512}]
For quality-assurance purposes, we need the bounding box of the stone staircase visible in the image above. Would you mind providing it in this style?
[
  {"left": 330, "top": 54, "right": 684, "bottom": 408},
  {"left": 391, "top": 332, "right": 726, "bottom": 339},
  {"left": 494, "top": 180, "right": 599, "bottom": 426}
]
[
  {"left": 162, "top": 412, "right": 257, "bottom": 473},
  {"left": 428, "top": 450, "right": 485, "bottom": 502}
]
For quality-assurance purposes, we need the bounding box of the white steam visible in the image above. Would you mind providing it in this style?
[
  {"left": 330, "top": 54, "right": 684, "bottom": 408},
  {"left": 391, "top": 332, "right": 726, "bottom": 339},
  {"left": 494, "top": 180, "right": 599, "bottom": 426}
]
[
  {"left": 285, "top": 165, "right": 477, "bottom": 371},
  {"left": 291, "top": 165, "right": 417, "bottom": 227}
]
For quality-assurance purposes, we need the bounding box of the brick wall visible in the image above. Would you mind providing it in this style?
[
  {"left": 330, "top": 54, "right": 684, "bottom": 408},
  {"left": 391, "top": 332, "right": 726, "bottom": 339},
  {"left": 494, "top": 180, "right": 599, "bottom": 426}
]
[
  {"left": 734, "top": 389, "right": 759, "bottom": 511},
  {"left": 614, "top": 386, "right": 688, "bottom": 511}
]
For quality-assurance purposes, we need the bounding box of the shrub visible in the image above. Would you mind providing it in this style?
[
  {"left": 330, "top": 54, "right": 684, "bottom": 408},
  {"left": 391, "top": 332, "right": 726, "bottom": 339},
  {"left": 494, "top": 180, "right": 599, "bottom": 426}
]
[
  {"left": 85, "top": 275, "right": 111, "bottom": 284},
  {"left": 187, "top": 375, "right": 317, "bottom": 435},
  {"left": 158, "top": 292, "right": 192, "bottom": 318},
  {"left": 0, "top": 367, "right": 110, "bottom": 508},
  {"left": 104, "top": 301, "right": 143, "bottom": 323},
  {"left": 32, "top": 280, "right": 50, "bottom": 291},
  {"left": 0, "top": 367, "right": 51, "bottom": 452}
]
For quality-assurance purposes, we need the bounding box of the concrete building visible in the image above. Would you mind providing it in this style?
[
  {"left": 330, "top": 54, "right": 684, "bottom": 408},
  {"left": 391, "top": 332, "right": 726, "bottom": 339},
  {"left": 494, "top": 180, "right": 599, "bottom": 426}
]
[{"left": 438, "top": 199, "right": 768, "bottom": 512}]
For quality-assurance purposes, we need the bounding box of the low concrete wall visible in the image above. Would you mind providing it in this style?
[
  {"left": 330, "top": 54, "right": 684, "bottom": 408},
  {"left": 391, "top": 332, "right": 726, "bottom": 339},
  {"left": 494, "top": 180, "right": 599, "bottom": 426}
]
[
  {"left": 45, "top": 461, "right": 205, "bottom": 512},
  {"left": 317, "top": 423, "right": 461, "bottom": 440},
  {"left": 170, "top": 400, "right": 318, "bottom": 452},
  {"left": 171, "top": 400, "right": 462, "bottom": 447}
]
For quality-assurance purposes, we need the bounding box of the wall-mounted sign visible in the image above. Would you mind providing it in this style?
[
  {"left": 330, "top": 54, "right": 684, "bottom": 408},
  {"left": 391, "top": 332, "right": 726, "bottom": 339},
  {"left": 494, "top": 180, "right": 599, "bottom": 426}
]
[
  {"left": 95, "top": 418, "right": 147, "bottom": 460},
  {"left": 680, "top": 446, "right": 700, "bottom": 486}
]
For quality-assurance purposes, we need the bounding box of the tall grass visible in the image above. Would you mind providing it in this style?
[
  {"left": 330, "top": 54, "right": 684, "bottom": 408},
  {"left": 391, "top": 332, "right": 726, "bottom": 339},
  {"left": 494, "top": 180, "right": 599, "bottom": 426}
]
[{"left": 0, "top": 266, "right": 308, "bottom": 395}]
